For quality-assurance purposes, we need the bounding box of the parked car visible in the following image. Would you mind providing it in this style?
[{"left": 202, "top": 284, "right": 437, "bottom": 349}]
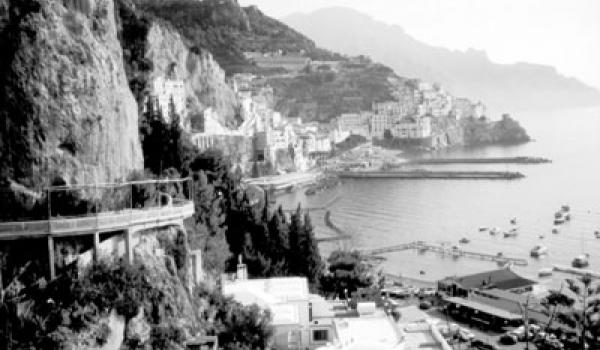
[
  {"left": 470, "top": 339, "right": 499, "bottom": 350},
  {"left": 534, "top": 337, "right": 564, "bottom": 350},
  {"left": 419, "top": 300, "right": 432, "bottom": 310},
  {"left": 457, "top": 328, "right": 475, "bottom": 341},
  {"left": 499, "top": 333, "right": 518, "bottom": 345}
]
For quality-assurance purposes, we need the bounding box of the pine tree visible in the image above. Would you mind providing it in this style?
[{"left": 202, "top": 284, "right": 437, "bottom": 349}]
[{"left": 301, "top": 213, "right": 323, "bottom": 289}]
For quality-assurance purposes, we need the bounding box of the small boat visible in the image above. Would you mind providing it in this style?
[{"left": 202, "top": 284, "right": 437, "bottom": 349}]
[
  {"left": 490, "top": 227, "right": 500, "bottom": 235},
  {"left": 561, "top": 205, "right": 570, "bottom": 212},
  {"left": 564, "top": 213, "right": 571, "bottom": 221},
  {"left": 595, "top": 231, "right": 600, "bottom": 239},
  {"left": 304, "top": 187, "right": 317, "bottom": 196},
  {"left": 538, "top": 268, "right": 553, "bottom": 277},
  {"left": 554, "top": 217, "right": 565, "bottom": 225},
  {"left": 554, "top": 212, "right": 563, "bottom": 219},
  {"left": 572, "top": 254, "right": 590, "bottom": 268},
  {"left": 459, "top": 238, "right": 470, "bottom": 244},
  {"left": 552, "top": 227, "right": 560, "bottom": 234},
  {"left": 530, "top": 245, "right": 548, "bottom": 257},
  {"left": 504, "top": 231, "right": 518, "bottom": 238},
  {"left": 510, "top": 217, "right": 517, "bottom": 225},
  {"left": 478, "top": 226, "right": 489, "bottom": 232},
  {"left": 539, "top": 234, "right": 545, "bottom": 239}
]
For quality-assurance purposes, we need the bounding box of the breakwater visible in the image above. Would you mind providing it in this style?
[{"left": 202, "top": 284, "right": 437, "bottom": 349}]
[
  {"left": 336, "top": 170, "right": 524, "bottom": 180},
  {"left": 406, "top": 156, "right": 551, "bottom": 165},
  {"left": 317, "top": 210, "right": 352, "bottom": 243}
]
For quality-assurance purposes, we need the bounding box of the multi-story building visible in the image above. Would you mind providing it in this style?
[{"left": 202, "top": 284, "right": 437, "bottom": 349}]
[
  {"left": 452, "top": 98, "right": 474, "bottom": 118},
  {"left": 223, "top": 269, "right": 451, "bottom": 350},
  {"left": 391, "top": 116, "right": 432, "bottom": 139},
  {"left": 473, "top": 101, "right": 487, "bottom": 118},
  {"left": 338, "top": 112, "right": 371, "bottom": 137},
  {"left": 151, "top": 77, "right": 186, "bottom": 127},
  {"left": 370, "top": 113, "right": 392, "bottom": 138}
]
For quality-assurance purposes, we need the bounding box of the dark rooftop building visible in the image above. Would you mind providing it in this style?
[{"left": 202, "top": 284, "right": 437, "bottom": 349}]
[{"left": 438, "top": 268, "right": 536, "bottom": 297}]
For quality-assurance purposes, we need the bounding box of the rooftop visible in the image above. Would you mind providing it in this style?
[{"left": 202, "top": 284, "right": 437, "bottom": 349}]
[
  {"left": 444, "top": 297, "right": 522, "bottom": 321},
  {"left": 441, "top": 268, "right": 536, "bottom": 291}
]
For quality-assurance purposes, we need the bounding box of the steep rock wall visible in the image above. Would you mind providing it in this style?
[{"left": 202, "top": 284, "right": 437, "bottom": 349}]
[
  {"left": 0, "top": 0, "right": 143, "bottom": 188},
  {"left": 144, "top": 22, "right": 239, "bottom": 128}
]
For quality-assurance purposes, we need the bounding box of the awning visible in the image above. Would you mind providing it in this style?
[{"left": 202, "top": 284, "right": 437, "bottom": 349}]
[{"left": 444, "top": 297, "right": 522, "bottom": 321}]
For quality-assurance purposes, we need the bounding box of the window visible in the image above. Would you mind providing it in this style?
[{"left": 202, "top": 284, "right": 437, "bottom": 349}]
[{"left": 312, "top": 329, "right": 328, "bottom": 342}]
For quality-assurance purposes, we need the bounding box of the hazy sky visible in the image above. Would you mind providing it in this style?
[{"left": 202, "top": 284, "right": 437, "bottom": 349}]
[{"left": 239, "top": 0, "right": 600, "bottom": 90}]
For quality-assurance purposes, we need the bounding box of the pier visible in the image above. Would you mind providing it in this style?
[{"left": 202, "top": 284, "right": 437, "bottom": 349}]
[
  {"left": 405, "top": 156, "right": 551, "bottom": 165},
  {"left": 336, "top": 170, "right": 524, "bottom": 180},
  {"left": 361, "top": 241, "right": 528, "bottom": 266}
]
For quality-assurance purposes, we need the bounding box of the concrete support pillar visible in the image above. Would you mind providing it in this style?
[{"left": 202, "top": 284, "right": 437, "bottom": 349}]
[
  {"left": 93, "top": 232, "right": 100, "bottom": 262},
  {"left": 125, "top": 229, "right": 133, "bottom": 265},
  {"left": 48, "top": 235, "right": 56, "bottom": 280}
]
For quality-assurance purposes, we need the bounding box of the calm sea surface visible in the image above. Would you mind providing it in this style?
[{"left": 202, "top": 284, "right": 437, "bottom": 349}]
[{"left": 277, "top": 107, "right": 600, "bottom": 282}]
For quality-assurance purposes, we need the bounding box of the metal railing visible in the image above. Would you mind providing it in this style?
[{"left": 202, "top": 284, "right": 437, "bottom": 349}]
[{"left": 0, "top": 178, "right": 195, "bottom": 238}]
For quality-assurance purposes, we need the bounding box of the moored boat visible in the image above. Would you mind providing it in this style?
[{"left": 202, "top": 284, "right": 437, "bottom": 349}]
[
  {"left": 572, "top": 254, "right": 590, "bottom": 268},
  {"left": 552, "top": 227, "right": 559, "bottom": 234},
  {"left": 490, "top": 227, "right": 500, "bottom": 235},
  {"left": 538, "top": 268, "right": 553, "bottom": 277},
  {"left": 478, "top": 226, "right": 488, "bottom": 232},
  {"left": 459, "top": 237, "right": 470, "bottom": 244},
  {"left": 554, "top": 217, "right": 565, "bottom": 225},
  {"left": 561, "top": 205, "right": 570, "bottom": 212},
  {"left": 510, "top": 217, "right": 517, "bottom": 225},
  {"left": 595, "top": 231, "right": 600, "bottom": 239},
  {"left": 530, "top": 245, "right": 548, "bottom": 257}
]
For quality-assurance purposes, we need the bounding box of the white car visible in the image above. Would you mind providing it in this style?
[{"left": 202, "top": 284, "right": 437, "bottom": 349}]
[{"left": 457, "top": 328, "right": 475, "bottom": 341}]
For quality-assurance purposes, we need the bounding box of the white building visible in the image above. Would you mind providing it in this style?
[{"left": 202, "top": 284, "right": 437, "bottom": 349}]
[
  {"left": 370, "top": 114, "right": 392, "bottom": 138},
  {"left": 223, "top": 272, "right": 451, "bottom": 350},
  {"left": 151, "top": 77, "right": 186, "bottom": 126},
  {"left": 338, "top": 113, "right": 370, "bottom": 137},
  {"left": 391, "top": 116, "right": 432, "bottom": 139}
]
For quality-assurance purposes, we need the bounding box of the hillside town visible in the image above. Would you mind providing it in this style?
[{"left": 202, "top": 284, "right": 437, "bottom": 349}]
[{"left": 147, "top": 50, "right": 488, "bottom": 176}]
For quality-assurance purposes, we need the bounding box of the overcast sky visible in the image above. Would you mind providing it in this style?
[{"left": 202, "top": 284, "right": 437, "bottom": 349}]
[{"left": 239, "top": 0, "right": 600, "bottom": 90}]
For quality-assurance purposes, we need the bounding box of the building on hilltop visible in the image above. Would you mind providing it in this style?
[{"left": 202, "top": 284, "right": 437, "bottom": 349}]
[{"left": 150, "top": 77, "right": 187, "bottom": 128}]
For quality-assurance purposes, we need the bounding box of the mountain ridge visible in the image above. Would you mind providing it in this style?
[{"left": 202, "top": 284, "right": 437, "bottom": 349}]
[{"left": 283, "top": 7, "right": 600, "bottom": 111}]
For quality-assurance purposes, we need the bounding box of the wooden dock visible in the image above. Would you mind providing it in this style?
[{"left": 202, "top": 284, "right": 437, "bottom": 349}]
[{"left": 362, "top": 241, "right": 528, "bottom": 266}]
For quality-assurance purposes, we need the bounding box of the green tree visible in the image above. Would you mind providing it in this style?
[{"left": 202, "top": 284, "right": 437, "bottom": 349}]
[{"left": 320, "top": 250, "right": 372, "bottom": 298}]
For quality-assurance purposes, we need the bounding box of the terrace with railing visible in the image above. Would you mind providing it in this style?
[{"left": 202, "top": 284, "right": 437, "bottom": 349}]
[{"left": 0, "top": 178, "right": 195, "bottom": 240}]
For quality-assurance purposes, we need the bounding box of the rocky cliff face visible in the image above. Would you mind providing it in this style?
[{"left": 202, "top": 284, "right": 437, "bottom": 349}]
[
  {"left": 144, "top": 22, "right": 239, "bottom": 128},
  {"left": 0, "top": 0, "right": 143, "bottom": 188}
]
